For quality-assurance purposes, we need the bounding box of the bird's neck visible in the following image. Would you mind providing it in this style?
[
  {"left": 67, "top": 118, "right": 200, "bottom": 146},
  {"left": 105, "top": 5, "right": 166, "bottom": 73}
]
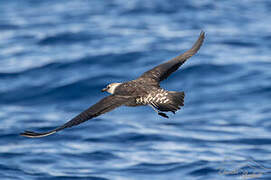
[{"left": 108, "top": 83, "right": 122, "bottom": 94}]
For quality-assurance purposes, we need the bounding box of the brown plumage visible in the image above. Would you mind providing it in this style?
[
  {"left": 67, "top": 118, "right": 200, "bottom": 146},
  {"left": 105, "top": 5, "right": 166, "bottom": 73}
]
[{"left": 21, "top": 31, "right": 205, "bottom": 138}]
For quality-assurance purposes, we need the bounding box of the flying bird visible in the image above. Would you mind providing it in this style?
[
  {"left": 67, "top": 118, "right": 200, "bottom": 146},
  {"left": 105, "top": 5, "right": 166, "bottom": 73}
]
[{"left": 21, "top": 31, "right": 205, "bottom": 138}]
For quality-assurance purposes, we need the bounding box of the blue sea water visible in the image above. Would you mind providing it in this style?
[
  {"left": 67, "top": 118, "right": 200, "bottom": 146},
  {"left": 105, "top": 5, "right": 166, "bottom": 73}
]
[{"left": 1, "top": 0, "right": 271, "bottom": 179}]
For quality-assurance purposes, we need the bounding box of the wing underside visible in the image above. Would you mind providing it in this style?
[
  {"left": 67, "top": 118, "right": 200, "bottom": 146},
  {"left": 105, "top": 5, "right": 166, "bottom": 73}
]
[{"left": 20, "top": 95, "right": 131, "bottom": 138}]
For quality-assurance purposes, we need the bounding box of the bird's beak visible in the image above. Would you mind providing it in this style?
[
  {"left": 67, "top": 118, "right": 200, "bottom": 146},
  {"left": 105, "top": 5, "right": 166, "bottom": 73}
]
[{"left": 101, "top": 88, "right": 107, "bottom": 92}]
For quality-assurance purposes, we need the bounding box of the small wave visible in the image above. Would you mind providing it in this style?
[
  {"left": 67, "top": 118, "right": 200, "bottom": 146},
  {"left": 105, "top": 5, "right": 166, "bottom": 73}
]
[
  {"left": 189, "top": 167, "right": 218, "bottom": 176},
  {"left": 38, "top": 32, "right": 98, "bottom": 45},
  {"left": 0, "top": 24, "right": 20, "bottom": 30},
  {"left": 221, "top": 40, "right": 258, "bottom": 47}
]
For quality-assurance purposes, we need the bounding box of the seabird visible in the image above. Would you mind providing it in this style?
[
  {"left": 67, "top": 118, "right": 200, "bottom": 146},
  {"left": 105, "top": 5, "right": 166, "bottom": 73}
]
[{"left": 21, "top": 31, "right": 205, "bottom": 138}]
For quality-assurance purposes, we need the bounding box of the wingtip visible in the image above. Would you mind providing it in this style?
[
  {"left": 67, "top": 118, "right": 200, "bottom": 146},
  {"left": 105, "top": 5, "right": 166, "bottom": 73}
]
[
  {"left": 199, "top": 30, "right": 205, "bottom": 40},
  {"left": 189, "top": 30, "right": 205, "bottom": 52},
  {"left": 20, "top": 130, "right": 56, "bottom": 138}
]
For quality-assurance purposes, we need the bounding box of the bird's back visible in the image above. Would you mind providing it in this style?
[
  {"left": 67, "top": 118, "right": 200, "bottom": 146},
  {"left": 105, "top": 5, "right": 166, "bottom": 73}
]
[{"left": 113, "top": 80, "right": 156, "bottom": 96}]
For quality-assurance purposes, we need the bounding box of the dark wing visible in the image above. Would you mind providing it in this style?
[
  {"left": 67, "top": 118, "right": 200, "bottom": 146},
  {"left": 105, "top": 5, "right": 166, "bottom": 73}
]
[
  {"left": 138, "top": 31, "right": 205, "bottom": 82},
  {"left": 20, "top": 95, "right": 131, "bottom": 138}
]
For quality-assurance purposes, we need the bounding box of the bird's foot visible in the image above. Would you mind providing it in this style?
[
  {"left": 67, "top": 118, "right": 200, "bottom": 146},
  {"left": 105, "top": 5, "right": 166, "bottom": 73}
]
[{"left": 158, "top": 112, "right": 169, "bottom": 118}]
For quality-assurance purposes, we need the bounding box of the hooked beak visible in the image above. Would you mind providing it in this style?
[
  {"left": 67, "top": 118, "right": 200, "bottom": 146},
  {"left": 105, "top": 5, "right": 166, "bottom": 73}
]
[{"left": 101, "top": 87, "right": 107, "bottom": 92}]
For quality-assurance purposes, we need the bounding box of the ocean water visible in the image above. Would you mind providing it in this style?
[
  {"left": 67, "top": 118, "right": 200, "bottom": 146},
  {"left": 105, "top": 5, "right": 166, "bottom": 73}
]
[{"left": 1, "top": 0, "right": 271, "bottom": 179}]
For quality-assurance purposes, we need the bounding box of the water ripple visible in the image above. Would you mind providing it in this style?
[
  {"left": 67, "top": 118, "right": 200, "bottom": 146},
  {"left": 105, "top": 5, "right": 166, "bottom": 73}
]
[{"left": 1, "top": 0, "right": 271, "bottom": 180}]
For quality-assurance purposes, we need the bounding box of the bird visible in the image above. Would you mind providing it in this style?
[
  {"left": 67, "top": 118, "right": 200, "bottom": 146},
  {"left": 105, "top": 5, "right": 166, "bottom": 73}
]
[{"left": 20, "top": 31, "right": 205, "bottom": 138}]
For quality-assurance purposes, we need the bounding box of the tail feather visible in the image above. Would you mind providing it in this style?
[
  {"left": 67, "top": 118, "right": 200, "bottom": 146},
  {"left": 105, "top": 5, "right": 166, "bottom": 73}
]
[
  {"left": 170, "top": 91, "right": 185, "bottom": 107},
  {"left": 154, "top": 91, "right": 185, "bottom": 113},
  {"left": 169, "top": 91, "right": 185, "bottom": 112}
]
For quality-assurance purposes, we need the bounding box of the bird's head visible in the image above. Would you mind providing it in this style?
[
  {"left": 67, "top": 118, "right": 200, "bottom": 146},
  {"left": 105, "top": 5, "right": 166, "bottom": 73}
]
[{"left": 101, "top": 83, "right": 122, "bottom": 94}]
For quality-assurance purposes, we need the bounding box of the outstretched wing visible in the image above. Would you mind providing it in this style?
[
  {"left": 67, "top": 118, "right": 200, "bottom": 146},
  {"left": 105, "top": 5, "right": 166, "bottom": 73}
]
[
  {"left": 20, "top": 95, "right": 131, "bottom": 138},
  {"left": 138, "top": 31, "right": 205, "bottom": 82}
]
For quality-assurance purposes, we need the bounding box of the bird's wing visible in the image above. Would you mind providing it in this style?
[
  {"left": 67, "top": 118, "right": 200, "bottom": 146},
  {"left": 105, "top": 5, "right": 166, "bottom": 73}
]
[
  {"left": 138, "top": 31, "right": 205, "bottom": 82},
  {"left": 20, "top": 95, "right": 131, "bottom": 138}
]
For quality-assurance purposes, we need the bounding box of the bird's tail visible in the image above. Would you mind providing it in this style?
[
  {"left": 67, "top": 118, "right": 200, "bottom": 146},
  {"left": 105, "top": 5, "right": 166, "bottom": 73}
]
[
  {"left": 168, "top": 91, "right": 185, "bottom": 112},
  {"left": 153, "top": 91, "right": 185, "bottom": 113}
]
